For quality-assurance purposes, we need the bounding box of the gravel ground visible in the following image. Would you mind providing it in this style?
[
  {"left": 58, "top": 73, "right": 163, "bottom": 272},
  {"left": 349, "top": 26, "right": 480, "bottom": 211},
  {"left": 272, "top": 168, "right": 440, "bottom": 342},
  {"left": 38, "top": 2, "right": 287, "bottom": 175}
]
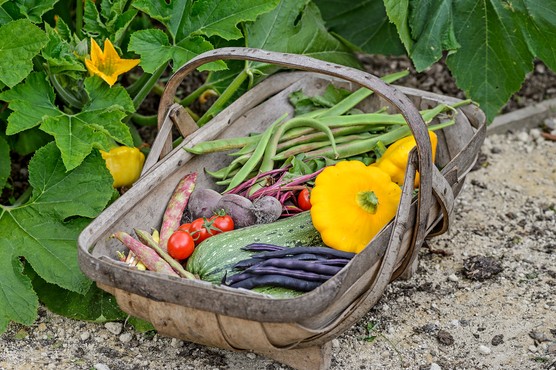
[{"left": 1, "top": 120, "right": 555, "bottom": 370}]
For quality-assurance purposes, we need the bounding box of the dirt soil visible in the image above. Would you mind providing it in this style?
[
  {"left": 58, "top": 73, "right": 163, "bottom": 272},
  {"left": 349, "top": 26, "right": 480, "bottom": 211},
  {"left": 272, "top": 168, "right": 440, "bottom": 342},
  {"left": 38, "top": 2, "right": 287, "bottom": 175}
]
[{"left": 1, "top": 57, "right": 556, "bottom": 370}]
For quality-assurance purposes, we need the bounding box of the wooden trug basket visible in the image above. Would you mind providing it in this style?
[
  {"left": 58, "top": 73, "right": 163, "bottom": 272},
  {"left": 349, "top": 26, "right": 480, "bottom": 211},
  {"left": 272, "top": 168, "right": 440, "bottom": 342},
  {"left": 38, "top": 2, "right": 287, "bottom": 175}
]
[{"left": 78, "top": 48, "right": 486, "bottom": 370}]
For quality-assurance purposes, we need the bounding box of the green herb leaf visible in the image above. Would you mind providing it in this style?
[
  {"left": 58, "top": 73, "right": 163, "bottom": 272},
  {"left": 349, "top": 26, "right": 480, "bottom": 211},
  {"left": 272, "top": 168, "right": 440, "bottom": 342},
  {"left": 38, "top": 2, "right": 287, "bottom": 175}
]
[
  {"left": 315, "top": 0, "right": 405, "bottom": 55},
  {"left": 0, "top": 142, "right": 114, "bottom": 333},
  {"left": 0, "top": 19, "right": 48, "bottom": 87}
]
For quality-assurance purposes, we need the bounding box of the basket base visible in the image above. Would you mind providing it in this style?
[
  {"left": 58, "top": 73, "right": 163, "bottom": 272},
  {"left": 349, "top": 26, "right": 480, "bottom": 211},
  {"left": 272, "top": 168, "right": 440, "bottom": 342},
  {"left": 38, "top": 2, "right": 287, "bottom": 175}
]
[{"left": 98, "top": 283, "right": 331, "bottom": 370}]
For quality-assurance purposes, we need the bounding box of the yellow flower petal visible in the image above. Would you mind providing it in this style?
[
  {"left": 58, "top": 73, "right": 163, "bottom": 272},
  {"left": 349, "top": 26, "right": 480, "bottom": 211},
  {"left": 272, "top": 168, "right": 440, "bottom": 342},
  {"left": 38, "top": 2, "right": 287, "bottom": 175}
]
[{"left": 85, "top": 38, "right": 140, "bottom": 87}]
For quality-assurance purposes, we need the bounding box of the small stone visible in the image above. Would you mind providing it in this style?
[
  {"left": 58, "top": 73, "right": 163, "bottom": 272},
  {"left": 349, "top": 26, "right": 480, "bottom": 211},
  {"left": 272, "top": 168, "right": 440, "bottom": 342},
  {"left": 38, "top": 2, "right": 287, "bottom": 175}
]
[
  {"left": 80, "top": 331, "right": 90, "bottom": 341},
  {"left": 478, "top": 345, "right": 491, "bottom": 355},
  {"left": 246, "top": 353, "right": 256, "bottom": 360},
  {"left": 516, "top": 131, "right": 530, "bottom": 142},
  {"left": 437, "top": 330, "right": 454, "bottom": 346},
  {"left": 331, "top": 339, "right": 340, "bottom": 349},
  {"left": 547, "top": 344, "right": 556, "bottom": 354},
  {"left": 448, "top": 273, "right": 459, "bottom": 282},
  {"left": 170, "top": 338, "right": 183, "bottom": 347},
  {"left": 491, "top": 334, "right": 504, "bottom": 346},
  {"left": 104, "top": 322, "right": 123, "bottom": 335},
  {"left": 94, "top": 364, "right": 110, "bottom": 370},
  {"left": 528, "top": 345, "right": 538, "bottom": 353},
  {"left": 430, "top": 363, "right": 442, "bottom": 370},
  {"left": 119, "top": 333, "right": 133, "bottom": 343},
  {"left": 37, "top": 323, "right": 47, "bottom": 332}
]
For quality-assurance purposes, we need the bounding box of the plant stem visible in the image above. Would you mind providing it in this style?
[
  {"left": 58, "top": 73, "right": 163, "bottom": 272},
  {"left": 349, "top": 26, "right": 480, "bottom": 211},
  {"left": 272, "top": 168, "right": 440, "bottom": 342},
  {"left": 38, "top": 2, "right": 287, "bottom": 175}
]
[
  {"left": 75, "top": 0, "right": 83, "bottom": 38},
  {"left": 197, "top": 68, "right": 249, "bottom": 126},
  {"left": 132, "top": 63, "right": 167, "bottom": 110},
  {"left": 179, "top": 83, "right": 213, "bottom": 107}
]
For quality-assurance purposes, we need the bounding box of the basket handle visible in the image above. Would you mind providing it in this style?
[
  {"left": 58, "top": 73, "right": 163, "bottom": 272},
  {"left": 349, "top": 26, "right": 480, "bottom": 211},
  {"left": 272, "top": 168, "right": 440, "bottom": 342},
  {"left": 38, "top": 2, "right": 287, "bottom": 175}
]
[{"left": 157, "top": 47, "right": 435, "bottom": 257}]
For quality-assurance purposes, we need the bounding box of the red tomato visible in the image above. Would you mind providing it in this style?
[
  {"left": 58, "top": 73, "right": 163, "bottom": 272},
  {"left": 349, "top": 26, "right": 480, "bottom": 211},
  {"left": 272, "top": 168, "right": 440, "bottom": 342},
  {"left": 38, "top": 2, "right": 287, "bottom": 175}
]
[
  {"left": 167, "top": 231, "right": 195, "bottom": 260},
  {"left": 297, "top": 188, "right": 312, "bottom": 211},
  {"left": 189, "top": 218, "right": 211, "bottom": 244},
  {"left": 178, "top": 223, "right": 191, "bottom": 232},
  {"left": 188, "top": 214, "right": 235, "bottom": 244},
  {"left": 212, "top": 214, "right": 234, "bottom": 233}
]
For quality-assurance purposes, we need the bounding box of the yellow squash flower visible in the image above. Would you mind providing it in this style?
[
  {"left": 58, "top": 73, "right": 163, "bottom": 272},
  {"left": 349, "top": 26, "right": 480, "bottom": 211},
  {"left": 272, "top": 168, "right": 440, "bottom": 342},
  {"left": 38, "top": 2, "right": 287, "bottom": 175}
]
[{"left": 85, "top": 38, "right": 140, "bottom": 86}]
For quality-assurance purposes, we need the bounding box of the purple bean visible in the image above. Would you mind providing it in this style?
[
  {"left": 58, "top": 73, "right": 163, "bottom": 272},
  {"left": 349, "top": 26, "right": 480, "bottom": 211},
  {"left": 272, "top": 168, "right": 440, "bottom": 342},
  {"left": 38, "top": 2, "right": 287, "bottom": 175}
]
[
  {"left": 252, "top": 246, "right": 355, "bottom": 260},
  {"left": 232, "top": 257, "right": 265, "bottom": 270},
  {"left": 241, "top": 243, "right": 288, "bottom": 252},
  {"left": 257, "top": 258, "right": 343, "bottom": 275},
  {"left": 227, "top": 274, "right": 322, "bottom": 292}
]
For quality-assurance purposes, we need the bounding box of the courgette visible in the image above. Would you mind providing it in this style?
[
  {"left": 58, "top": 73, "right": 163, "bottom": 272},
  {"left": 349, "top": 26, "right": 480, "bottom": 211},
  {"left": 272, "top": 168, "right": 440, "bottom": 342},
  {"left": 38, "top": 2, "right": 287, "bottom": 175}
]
[{"left": 186, "top": 212, "right": 324, "bottom": 289}]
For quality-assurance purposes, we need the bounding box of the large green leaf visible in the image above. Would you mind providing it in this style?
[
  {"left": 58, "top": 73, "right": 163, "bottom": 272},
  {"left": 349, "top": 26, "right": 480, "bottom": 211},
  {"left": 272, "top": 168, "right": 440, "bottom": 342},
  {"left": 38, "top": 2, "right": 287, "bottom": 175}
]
[
  {"left": 245, "top": 0, "right": 361, "bottom": 73},
  {"left": 11, "top": 0, "right": 59, "bottom": 23},
  {"left": 446, "top": 1, "right": 533, "bottom": 122},
  {"left": 129, "top": 0, "right": 279, "bottom": 73},
  {"left": 42, "top": 24, "right": 87, "bottom": 77},
  {"left": 1, "top": 73, "right": 134, "bottom": 171},
  {"left": 512, "top": 0, "right": 556, "bottom": 71},
  {"left": 315, "top": 0, "right": 405, "bottom": 56},
  {"left": 0, "top": 19, "right": 48, "bottom": 87},
  {"left": 0, "top": 72, "right": 58, "bottom": 135},
  {"left": 0, "top": 142, "right": 114, "bottom": 333},
  {"left": 0, "top": 238, "right": 39, "bottom": 333}
]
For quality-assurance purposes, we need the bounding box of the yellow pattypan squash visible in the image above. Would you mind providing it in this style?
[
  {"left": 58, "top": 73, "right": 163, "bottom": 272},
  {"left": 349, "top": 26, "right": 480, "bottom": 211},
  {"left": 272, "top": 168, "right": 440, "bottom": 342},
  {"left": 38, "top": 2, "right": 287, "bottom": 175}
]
[
  {"left": 310, "top": 160, "right": 401, "bottom": 253},
  {"left": 372, "top": 130, "right": 437, "bottom": 186},
  {"left": 100, "top": 146, "right": 145, "bottom": 188}
]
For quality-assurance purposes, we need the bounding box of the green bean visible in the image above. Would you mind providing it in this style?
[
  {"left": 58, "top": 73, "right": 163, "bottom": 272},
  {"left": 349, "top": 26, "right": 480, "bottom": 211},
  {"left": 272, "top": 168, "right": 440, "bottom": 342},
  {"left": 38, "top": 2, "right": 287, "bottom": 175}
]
[
  {"left": 274, "top": 133, "right": 375, "bottom": 161},
  {"left": 185, "top": 134, "right": 259, "bottom": 155},
  {"left": 224, "top": 113, "right": 289, "bottom": 192},
  {"left": 314, "top": 70, "right": 409, "bottom": 118},
  {"left": 276, "top": 125, "right": 379, "bottom": 152}
]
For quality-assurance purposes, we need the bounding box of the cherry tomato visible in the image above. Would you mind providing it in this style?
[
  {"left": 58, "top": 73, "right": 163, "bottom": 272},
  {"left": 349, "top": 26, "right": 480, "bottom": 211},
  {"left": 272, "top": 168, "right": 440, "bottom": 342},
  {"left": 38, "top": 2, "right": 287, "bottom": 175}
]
[
  {"left": 297, "top": 188, "right": 312, "bottom": 211},
  {"left": 212, "top": 214, "right": 234, "bottom": 233},
  {"left": 189, "top": 218, "right": 211, "bottom": 244},
  {"left": 167, "top": 231, "right": 195, "bottom": 260},
  {"left": 178, "top": 223, "right": 191, "bottom": 232}
]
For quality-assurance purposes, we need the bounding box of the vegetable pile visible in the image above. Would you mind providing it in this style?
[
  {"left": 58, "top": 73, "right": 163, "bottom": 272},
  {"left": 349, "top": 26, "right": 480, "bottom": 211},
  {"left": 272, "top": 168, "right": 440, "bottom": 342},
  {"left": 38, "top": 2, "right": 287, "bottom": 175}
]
[{"left": 111, "top": 81, "right": 470, "bottom": 297}]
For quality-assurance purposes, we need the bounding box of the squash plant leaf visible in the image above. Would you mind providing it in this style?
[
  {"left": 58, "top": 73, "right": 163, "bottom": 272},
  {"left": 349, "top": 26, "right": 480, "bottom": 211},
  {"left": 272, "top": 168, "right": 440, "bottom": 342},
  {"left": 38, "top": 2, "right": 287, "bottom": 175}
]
[
  {"left": 315, "top": 0, "right": 405, "bottom": 56},
  {"left": 445, "top": 1, "right": 533, "bottom": 122},
  {"left": 83, "top": 0, "right": 138, "bottom": 44},
  {"left": 28, "top": 268, "right": 127, "bottom": 323},
  {"left": 129, "top": 0, "right": 279, "bottom": 73},
  {"left": 7, "top": 0, "right": 58, "bottom": 23},
  {"left": 0, "top": 19, "right": 48, "bottom": 88},
  {"left": 0, "top": 142, "right": 114, "bottom": 334},
  {"left": 0, "top": 238, "right": 39, "bottom": 333},
  {"left": 241, "top": 0, "right": 360, "bottom": 77},
  {"left": 1, "top": 72, "right": 134, "bottom": 171}
]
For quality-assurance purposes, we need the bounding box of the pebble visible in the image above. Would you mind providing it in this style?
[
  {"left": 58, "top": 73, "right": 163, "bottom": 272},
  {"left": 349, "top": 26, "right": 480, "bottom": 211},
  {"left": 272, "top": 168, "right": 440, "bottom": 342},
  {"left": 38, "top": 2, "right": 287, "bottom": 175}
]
[
  {"left": 94, "top": 364, "right": 110, "bottom": 370},
  {"left": 448, "top": 273, "right": 459, "bottom": 282},
  {"left": 515, "top": 131, "right": 530, "bottom": 142},
  {"left": 246, "top": 353, "right": 256, "bottom": 360},
  {"left": 430, "top": 363, "right": 442, "bottom": 370},
  {"left": 119, "top": 333, "right": 133, "bottom": 343},
  {"left": 80, "top": 331, "right": 90, "bottom": 341},
  {"left": 104, "top": 322, "right": 123, "bottom": 335},
  {"left": 478, "top": 345, "right": 491, "bottom": 355},
  {"left": 331, "top": 338, "right": 340, "bottom": 349}
]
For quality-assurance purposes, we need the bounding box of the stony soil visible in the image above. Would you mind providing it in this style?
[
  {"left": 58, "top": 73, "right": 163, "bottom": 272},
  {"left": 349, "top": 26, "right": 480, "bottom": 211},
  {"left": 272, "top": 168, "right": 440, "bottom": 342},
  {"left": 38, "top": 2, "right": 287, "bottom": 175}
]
[{"left": 2, "top": 56, "right": 556, "bottom": 370}]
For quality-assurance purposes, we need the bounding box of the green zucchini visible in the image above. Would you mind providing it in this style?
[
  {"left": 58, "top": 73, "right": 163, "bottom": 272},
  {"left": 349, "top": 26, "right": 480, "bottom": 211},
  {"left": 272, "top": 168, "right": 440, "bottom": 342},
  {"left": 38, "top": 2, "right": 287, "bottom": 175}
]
[{"left": 186, "top": 212, "right": 325, "bottom": 291}]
